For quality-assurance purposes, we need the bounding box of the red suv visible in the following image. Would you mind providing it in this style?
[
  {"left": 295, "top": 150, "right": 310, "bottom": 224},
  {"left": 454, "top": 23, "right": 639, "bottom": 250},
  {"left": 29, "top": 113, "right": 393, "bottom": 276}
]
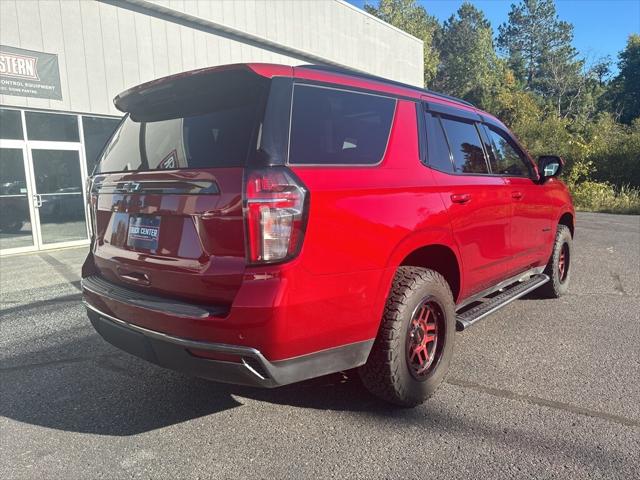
[{"left": 82, "top": 64, "right": 574, "bottom": 406}]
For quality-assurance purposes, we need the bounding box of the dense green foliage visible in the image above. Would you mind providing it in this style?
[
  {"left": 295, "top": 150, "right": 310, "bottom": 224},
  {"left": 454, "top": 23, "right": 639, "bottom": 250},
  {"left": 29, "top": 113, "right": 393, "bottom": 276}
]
[{"left": 364, "top": 0, "right": 640, "bottom": 213}]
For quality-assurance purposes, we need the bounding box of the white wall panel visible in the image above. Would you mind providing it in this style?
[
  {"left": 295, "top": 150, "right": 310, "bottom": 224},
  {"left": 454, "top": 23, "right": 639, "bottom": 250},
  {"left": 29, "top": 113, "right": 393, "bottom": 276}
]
[
  {"left": 59, "top": 1, "right": 91, "bottom": 113},
  {"left": 0, "top": 0, "right": 423, "bottom": 116},
  {"left": 80, "top": 1, "right": 109, "bottom": 113},
  {"left": 134, "top": 13, "right": 156, "bottom": 84},
  {"left": 149, "top": 16, "right": 170, "bottom": 80},
  {"left": 117, "top": 8, "right": 142, "bottom": 90},
  {"left": 38, "top": 1, "right": 68, "bottom": 112},
  {"left": 100, "top": 2, "right": 126, "bottom": 106},
  {"left": 15, "top": 0, "right": 50, "bottom": 110}
]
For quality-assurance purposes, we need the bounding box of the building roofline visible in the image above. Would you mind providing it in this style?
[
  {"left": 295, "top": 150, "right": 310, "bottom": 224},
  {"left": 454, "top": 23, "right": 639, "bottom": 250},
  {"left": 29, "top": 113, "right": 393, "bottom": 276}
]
[{"left": 335, "top": 0, "right": 424, "bottom": 45}]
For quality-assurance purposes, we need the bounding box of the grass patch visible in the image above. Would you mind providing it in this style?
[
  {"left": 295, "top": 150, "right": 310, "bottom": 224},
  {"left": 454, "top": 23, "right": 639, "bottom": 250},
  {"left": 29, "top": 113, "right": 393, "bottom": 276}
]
[{"left": 571, "top": 181, "right": 640, "bottom": 215}]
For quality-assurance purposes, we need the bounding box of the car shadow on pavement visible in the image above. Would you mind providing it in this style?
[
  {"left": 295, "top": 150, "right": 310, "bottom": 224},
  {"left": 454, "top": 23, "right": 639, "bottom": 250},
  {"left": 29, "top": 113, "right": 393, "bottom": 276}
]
[
  {"left": 0, "top": 332, "right": 392, "bottom": 437},
  {"left": 0, "top": 334, "right": 632, "bottom": 476}
]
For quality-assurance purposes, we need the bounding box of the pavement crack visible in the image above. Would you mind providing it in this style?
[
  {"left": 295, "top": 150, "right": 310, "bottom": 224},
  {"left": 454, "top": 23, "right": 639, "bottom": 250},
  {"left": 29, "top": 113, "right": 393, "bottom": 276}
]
[{"left": 446, "top": 377, "right": 640, "bottom": 429}]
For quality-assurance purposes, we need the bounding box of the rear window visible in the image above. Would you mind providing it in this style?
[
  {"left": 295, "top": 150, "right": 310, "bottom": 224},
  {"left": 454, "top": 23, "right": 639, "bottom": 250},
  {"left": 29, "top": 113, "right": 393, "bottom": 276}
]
[
  {"left": 289, "top": 85, "right": 396, "bottom": 165},
  {"left": 96, "top": 71, "right": 267, "bottom": 173},
  {"left": 97, "top": 106, "right": 262, "bottom": 173},
  {"left": 440, "top": 117, "right": 489, "bottom": 174}
]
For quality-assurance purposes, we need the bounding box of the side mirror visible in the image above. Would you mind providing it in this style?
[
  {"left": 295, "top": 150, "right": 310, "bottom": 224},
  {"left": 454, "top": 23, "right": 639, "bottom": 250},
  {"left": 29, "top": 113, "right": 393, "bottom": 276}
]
[{"left": 537, "top": 155, "right": 564, "bottom": 181}]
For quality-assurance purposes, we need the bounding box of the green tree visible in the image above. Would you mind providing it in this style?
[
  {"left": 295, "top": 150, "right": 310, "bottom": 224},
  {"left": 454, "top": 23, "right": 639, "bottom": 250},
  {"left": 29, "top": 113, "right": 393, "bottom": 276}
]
[
  {"left": 610, "top": 34, "right": 640, "bottom": 124},
  {"left": 432, "top": 2, "right": 501, "bottom": 107},
  {"left": 497, "top": 0, "right": 579, "bottom": 97},
  {"left": 364, "top": 0, "right": 440, "bottom": 86}
]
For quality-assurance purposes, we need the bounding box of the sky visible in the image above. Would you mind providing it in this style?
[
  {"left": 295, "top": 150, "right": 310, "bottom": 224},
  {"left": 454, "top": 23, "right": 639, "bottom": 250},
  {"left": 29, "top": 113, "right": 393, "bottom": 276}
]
[{"left": 347, "top": 0, "right": 640, "bottom": 74}]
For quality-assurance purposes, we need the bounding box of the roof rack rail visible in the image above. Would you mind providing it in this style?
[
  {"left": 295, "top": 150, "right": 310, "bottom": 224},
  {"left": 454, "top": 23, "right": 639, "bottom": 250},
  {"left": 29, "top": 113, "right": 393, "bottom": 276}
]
[{"left": 298, "top": 64, "right": 475, "bottom": 108}]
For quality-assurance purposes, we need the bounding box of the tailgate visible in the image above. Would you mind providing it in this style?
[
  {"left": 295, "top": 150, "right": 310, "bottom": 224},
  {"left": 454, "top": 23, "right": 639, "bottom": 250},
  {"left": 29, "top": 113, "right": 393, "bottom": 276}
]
[
  {"left": 88, "top": 66, "right": 273, "bottom": 305},
  {"left": 91, "top": 168, "right": 245, "bottom": 304}
]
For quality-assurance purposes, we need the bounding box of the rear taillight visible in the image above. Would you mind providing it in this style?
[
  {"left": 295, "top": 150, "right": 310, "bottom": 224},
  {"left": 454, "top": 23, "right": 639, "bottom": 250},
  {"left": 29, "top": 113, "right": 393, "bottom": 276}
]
[{"left": 244, "top": 167, "right": 308, "bottom": 264}]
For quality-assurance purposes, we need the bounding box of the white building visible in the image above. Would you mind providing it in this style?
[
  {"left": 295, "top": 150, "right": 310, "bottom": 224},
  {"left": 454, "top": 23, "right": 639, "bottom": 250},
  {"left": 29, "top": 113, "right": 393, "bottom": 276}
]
[{"left": 0, "top": 0, "right": 423, "bottom": 255}]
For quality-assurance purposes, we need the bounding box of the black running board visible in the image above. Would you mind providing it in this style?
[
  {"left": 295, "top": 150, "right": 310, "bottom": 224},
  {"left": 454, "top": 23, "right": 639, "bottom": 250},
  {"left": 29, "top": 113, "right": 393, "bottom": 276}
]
[{"left": 455, "top": 274, "right": 550, "bottom": 331}]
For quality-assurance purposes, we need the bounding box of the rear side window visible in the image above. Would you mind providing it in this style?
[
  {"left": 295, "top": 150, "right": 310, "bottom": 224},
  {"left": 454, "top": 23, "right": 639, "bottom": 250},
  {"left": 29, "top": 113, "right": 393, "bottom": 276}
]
[
  {"left": 486, "top": 127, "right": 531, "bottom": 177},
  {"left": 289, "top": 85, "right": 396, "bottom": 165},
  {"left": 426, "top": 114, "right": 454, "bottom": 173},
  {"left": 440, "top": 117, "right": 489, "bottom": 174}
]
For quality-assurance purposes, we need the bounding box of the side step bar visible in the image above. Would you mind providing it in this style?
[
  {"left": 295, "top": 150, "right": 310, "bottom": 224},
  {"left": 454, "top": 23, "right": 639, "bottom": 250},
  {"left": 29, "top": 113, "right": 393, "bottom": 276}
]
[{"left": 455, "top": 274, "right": 550, "bottom": 331}]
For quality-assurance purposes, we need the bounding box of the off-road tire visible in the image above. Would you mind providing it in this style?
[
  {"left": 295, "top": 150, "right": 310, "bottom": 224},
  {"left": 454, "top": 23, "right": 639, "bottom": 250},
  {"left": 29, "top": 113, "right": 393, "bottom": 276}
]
[
  {"left": 359, "top": 267, "right": 456, "bottom": 407},
  {"left": 537, "top": 224, "right": 572, "bottom": 298}
]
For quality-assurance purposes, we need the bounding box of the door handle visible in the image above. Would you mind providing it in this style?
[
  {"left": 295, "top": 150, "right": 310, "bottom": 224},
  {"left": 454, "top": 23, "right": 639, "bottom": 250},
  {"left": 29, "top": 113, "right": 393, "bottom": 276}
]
[
  {"left": 117, "top": 268, "right": 151, "bottom": 286},
  {"left": 511, "top": 191, "right": 523, "bottom": 200},
  {"left": 451, "top": 193, "right": 471, "bottom": 204},
  {"left": 33, "top": 194, "right": 42, "bottom": 208}
]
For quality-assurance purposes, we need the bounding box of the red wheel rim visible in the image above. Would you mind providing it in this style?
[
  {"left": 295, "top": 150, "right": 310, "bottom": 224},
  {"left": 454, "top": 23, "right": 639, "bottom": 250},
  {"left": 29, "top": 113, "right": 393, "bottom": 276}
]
[
  {"left": 558, "top": 243, "right": 569, "bottom": 281},
  {"left": 406, "top": 299, "right": 443, "bottom": 379}
]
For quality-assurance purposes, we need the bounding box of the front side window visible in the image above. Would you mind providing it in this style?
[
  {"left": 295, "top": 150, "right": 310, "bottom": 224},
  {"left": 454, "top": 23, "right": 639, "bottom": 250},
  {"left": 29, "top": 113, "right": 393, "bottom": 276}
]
[
  {"left": 440, "top": 117, "right": 489, "bottom": 174},
  {"left": 289, "top": 85, "right": 396, "bottom": 165},
  {"left": 486, "top": 127, "right": 531, "bottom": 177}
]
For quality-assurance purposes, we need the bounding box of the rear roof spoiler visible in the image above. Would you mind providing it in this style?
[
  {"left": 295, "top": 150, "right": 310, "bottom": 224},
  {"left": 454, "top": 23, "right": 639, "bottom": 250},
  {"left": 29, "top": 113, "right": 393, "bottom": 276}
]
[{"left": 113, "top": 64, "right": 270, "bottom": 122}]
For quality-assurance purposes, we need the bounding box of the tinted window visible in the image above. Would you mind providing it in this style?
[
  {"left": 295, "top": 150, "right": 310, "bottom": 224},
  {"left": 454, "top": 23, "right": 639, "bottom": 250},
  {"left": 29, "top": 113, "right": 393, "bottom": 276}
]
[
  {"left": 97, "top": 105, "right": 261, "bottom": 173},
  {"left": 486, "top": 128, "right": 530, "bottom": 177},
  {"left": 426, "top": 114, "right": 453, "bottom": 173},
  {"left": 440, "top": 118, "right": 488, "bottom": 174},
  {"left": 82, "top": 116, "right": 122, "bottom": 174},
  {"left": 97, "top": 119, "right": 142, "bottom": 173},
  {"left": 289, "top": 85, "right": 396, "bottom": 165},
  {"left": 25, "top": 111, "right": 79, "bottom": 141},
  {"left": 0, "top": 109, "right": 23, "bottom": 139}
]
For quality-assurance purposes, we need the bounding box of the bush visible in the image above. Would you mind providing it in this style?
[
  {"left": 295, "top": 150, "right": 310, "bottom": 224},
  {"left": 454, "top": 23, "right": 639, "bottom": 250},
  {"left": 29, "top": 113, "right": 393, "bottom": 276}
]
[
  {"left": 571, "top": 181, "right": 640, "bottom": 214},
  {"left": 583, "top": 115, "right": 640, "bottom": 188}
]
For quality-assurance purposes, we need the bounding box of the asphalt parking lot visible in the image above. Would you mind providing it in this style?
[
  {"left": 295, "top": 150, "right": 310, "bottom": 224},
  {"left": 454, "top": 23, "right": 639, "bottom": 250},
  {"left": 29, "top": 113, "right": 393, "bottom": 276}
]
[{"left": 1, "top": 212, "right": 639, "bottom": 479}]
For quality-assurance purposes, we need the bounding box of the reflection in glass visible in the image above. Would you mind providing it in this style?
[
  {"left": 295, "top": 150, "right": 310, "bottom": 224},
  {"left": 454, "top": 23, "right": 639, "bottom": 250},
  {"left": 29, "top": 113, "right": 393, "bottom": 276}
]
[
  {"left": 31, "top": 149, "right": 87, "bottom": 244},
  {"left": 440, "top": 117, "right": 489, "bottom": 174},
  {"left": 486, "top": 128, "right": 529, "bottom": 176},
  {"left": 25, "top": 111, "right": 79, "bottom": 141},
  {"left": 0, "top": 148, "right": 33, "bottom": 250},
  {"left": 0, "top": 109, "right": 24, "bottom": 139},
  {"left": 82, "top": 116, "right": 121, "bottom": 174}
]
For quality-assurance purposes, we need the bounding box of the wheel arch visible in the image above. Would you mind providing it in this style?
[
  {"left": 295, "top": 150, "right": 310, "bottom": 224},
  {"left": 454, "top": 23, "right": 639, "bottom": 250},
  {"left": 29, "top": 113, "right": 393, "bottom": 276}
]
[
  {"left": 399, "top": 245, "right": 461, "bottom": 303},
  {"left": 375, "top": 229, "right": 463, "bottom": 315},
  {"left": 558, "top": 211, "right": 574, "bottom": 237}
]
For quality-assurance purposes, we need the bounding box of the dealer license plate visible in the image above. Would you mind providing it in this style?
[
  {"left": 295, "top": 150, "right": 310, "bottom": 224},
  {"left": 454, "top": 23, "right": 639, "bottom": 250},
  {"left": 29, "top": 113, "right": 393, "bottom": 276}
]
[{"left": 127, "top": 216, "right": 160, "bottom": 250}]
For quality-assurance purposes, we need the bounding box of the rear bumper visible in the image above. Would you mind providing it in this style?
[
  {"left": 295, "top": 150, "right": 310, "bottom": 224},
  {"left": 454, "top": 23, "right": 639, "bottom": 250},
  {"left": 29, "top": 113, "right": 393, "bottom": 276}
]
[{"left": 85, "top": 301, "right": 373, "bottom": 388}]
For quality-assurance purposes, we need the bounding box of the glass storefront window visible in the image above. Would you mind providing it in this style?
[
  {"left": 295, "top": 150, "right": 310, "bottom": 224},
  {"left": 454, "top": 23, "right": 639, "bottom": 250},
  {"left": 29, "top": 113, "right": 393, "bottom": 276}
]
[
  {"left": 0, "top": 148, "right": 33, "bottom": 250},
  {"left": 0, "top": 108, "right": 24, "bottom": 139},
  {"left": 25, "top": 111, "right": 79, "bottom": 142},
  {"left": 82, "top": 115, "right": 122, "bottom": 174},
  {"left": 31, "top": 149, "right": 87, "bottom": 245},
  {"left": 0, "top": 107, "right": 124, "bottom": 252}
]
